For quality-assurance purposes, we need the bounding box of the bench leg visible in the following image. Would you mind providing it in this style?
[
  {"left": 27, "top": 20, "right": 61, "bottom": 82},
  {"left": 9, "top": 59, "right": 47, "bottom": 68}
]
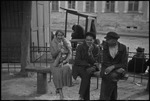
[
  {"left": 37, "top": 73, "right": 47, "bottom": 94},
  {"left": 97, "top": 77, "right": 99, "bottom": 89},
  {"left": 49, "top": 72, "right": 51, "bottom": 82}
]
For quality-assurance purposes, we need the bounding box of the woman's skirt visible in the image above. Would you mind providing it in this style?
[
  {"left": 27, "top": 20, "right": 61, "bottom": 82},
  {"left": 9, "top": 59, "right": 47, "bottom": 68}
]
[{"left": 51, "top": 64, "right": 72, "bottom": 89}]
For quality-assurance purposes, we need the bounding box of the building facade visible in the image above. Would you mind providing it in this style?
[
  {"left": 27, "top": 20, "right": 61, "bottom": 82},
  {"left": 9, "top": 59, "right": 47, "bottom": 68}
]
[{"left": 50, "top": 1, "right": 149, "bottom": 33}]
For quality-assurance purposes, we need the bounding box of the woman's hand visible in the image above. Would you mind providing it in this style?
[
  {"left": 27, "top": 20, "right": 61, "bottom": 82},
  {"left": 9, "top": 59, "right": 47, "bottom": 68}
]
[
  {"left": 61, "top": 48, "right": 65, "bottom": 53},
  {"left": 58, "top": 52, "right": 62, "bottom": 58},
  {"left": 58, "top": 62, "right": 63, "bottom": 67},
  {"left": 62, "top": 60, "right": 68, "bottom": 64}
]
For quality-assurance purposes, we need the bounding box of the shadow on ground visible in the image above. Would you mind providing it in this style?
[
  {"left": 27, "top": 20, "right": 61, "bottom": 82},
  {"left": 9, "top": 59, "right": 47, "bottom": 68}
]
[
  {"left": 1, "top": 71, "right": 24, "bottom": 81},
  {"left": 125, "top": 90, "right": 149, "bottom": 100}
]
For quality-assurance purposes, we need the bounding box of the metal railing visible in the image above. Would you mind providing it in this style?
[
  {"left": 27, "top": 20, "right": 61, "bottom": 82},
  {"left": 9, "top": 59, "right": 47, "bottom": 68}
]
[
  {"left": 30, "top": 42, "right": 52, "bottom": 67},
  {"left": 1, "top": 45, "right": 21, "bottom": 73},
  {"left": 1, "top": 42, "right": 52, "bottom": 73},
  {"left": 1, "top": 43, "right": 149, "bottom": 86},
  {"left": 127, "top": 52, "right": 149, "bottom": 85}
]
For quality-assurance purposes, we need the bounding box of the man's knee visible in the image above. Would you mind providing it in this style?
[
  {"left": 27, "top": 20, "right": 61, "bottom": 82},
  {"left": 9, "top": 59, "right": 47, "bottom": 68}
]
[{"left": 80, "top": 73, "right": 91, "bottom": 81}]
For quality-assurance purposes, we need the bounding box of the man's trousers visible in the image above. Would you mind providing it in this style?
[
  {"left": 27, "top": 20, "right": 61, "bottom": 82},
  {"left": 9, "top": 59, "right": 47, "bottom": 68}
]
[
  {"left": 78, "top": 67, "right": 91, "bottom": 100},
  {"left": 100, "top": 78, "right": 118, "bottom": 100}
]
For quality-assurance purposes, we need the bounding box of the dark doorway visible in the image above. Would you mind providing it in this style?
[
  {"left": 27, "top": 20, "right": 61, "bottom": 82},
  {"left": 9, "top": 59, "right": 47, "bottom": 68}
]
[{"left": 1, "top": 1, "right": 23, "bottom": 63}]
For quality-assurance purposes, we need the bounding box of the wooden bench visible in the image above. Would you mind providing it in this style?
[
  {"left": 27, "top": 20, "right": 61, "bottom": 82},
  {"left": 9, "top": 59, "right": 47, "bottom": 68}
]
[{"left": 25, "top": 64, "right": 51, "bottom": 94}]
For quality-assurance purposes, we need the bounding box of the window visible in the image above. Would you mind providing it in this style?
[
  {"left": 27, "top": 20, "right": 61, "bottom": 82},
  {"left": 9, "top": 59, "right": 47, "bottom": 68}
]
[
  {"left": 68, "top": 1, "right": 75, "bottom": 9},
  {"left": 86, "top": 1, "right": 94, "bottom": 13},
  {"left": 52, "top": 1, "right": 59, "bottom": 12},
  {"left": 105, "top": 1, "right": 115, "bottom": 12},
  {"left": 128, "top": 1, "right": 139, "bottom": 12}
]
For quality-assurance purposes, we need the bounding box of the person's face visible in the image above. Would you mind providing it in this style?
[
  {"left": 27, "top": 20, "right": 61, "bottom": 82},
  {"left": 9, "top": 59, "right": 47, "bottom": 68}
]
[
  {"left": 85, "top": 36, "right": 94, "bottom": 46},
  {"left": 106, "top": 38, "right": 118, "bottom": 47},
  {"left": 56, "top": 32, "right": 64, "bottom": 42},
  {"left": 136, "top": 52, "right": 144, "bottom": 57}
]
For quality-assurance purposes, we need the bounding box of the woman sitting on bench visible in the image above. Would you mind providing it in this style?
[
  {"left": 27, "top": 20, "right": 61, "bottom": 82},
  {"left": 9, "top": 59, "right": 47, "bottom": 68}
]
[{"left": 50, "top": 30, "right": 72, "bottom": 100}]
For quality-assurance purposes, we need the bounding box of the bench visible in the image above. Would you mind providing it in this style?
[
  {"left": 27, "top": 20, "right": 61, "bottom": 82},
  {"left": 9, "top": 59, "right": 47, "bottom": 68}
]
[{"left": 25, "top": 64, "right": 51, "bottom": 94}]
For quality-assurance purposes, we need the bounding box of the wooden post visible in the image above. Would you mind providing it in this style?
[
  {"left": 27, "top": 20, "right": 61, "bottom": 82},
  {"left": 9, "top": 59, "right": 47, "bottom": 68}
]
[
  {"left": 49, "top": 1, "right": 51, "bottom": 44},
  {"left": 20, "top": 1, "right": 32, "bottom": 76},
  {"left": 85, "top": 17, "right": 88, "bottom": 33},
  {"left": 65, "top": 11, "right": 68, "bottom": 37},
  {"left": 78, "top": 15, "right": 79, "bottom": 24},
  {"left": 37, "top": 72, "right": 47, "bottom": 94}
]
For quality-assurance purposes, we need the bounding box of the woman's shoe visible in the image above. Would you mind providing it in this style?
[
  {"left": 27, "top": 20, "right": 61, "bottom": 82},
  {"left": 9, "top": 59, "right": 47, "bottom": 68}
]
[
  {"left": 60, "top": 95, "right": 64, "bottom": 100},
  {"left": 56, "top": 89, "right": 59, "bottom": 94},
  {"left": 59, "top": 89, "right": 64, "bottom": 100},
  {"left": 78, "top": 97, "right": 84, "bottom": 100},
  {"left": 78, "top": 95, "right": 84, "bottom": 100}
]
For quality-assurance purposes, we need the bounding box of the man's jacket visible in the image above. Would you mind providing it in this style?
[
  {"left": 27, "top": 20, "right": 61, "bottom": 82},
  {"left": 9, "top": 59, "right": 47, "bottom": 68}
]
[
  {"left": 72, "top": 41, "right": 100, "bottom": 80},
  {"left": 100, "top": 42, "right": 128, "bottom": 78}
]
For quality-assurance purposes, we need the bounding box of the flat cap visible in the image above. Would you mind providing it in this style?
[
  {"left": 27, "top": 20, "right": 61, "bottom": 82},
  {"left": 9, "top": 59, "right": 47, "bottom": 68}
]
[
  {"left": 104, "top": 32, "right": 120, "bottom": 40},
  {"left": 136, "top": 47, "right": 144, "bottom": 52}
]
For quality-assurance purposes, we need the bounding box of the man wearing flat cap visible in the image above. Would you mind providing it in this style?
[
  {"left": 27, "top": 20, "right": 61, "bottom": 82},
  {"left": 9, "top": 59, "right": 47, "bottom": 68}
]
[
  {"left": 128, "top": 47, "right": 147, "bottom": 73},
  {"left": 99, "top": 32, "right": 128, "bottom": 100}
]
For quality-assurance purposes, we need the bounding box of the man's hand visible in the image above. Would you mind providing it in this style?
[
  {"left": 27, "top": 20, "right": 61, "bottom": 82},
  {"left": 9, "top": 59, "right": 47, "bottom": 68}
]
[
  {"left": 88, "top": 44, "right": 94, "bottom": 52},
  {"left": 86, "top": 67, "right": 96, "bottom": 74},
  {"left": 93, "top": 71, "right": 101, "bottom": 77},
  {"left": 94, "top": 62, "right": 99, "bottom": 67},
  {"left": 88, "top": 44, "right": 94, "bottom": 56},
  {"left": 104, "top": 65, "right": 115, "bottom": 75}
]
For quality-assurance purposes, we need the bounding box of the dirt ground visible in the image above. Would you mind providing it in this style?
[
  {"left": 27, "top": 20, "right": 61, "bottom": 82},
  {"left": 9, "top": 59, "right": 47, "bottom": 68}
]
[{"left": 1, "top": 70, "right": 149, "bottom": 100}]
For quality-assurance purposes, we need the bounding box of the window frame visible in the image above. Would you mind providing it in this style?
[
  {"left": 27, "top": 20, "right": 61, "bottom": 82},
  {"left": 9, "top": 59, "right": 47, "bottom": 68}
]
[
  {"left": 101, "top": 1, "right": 118, "bottom": 13},
  {"left": 83, "top": 1, "right": 97, "bottom": 13},
  {"left": 51, "top": 1, "right": 60, "bottom": 12},
  {"left": 128, "top": 1, "right": 139, "bottom": 12},
  {"left": 105, "top": 1, "right": 115, "bottom": 13},
  {"left": 124, "top": 1, "right": 143, "bottom": 14},
  {"left": 68, "top": 1, "right": 76, "bottom": 9},
  {"left": 85, "top": 1, "right": 95, "bottom": 13}
]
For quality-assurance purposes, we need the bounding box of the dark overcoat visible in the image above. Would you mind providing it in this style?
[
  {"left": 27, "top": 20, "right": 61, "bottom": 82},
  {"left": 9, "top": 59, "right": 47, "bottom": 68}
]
[
  {"left": 100, "top": 42, "right": 128, "bottom": 78},
  {"left": 128, "top": 55, "right": 147, "bottom": 73},
  {"left": 100, "top": 42, "right": 128, "bottom": 100}
]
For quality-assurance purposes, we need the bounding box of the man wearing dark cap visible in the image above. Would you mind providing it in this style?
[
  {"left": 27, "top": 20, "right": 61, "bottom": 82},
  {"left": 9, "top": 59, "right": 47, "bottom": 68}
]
[
  {"left": 99, "top": 32, "right": 128, "bottom": 100},
  {"left": 128, "top": 47, "right": 147, "bottom": 73}
]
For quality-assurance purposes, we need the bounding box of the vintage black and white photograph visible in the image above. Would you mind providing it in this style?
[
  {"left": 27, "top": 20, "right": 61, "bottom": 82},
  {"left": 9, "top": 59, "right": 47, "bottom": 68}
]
[{"left": 1, "top": 1, "right": 149, "bottom": 100}]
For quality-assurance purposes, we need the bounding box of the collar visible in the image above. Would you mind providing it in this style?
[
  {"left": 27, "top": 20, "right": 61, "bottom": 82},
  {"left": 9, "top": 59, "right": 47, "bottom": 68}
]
[{"left": 103, "top": 42, "right": 124, "bottom": 52}]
